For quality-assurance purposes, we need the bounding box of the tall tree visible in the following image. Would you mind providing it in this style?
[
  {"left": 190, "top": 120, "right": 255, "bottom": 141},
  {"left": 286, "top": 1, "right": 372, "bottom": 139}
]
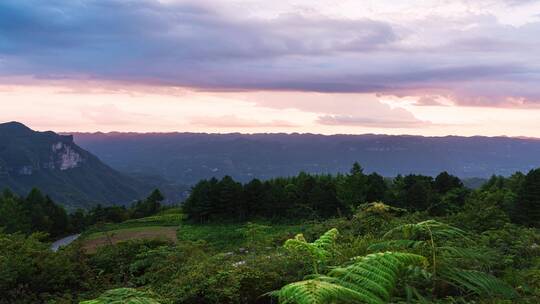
[
  {"left": 217, "top": 176, "right": 243, "bottom": 219},
  {"left": 434, "top": 171, "right": 463, "bottom": 194},
  {"left": 132, "top": 189, "right": 165, "bottom": 218},
  {"left": 366, "top": 172, "right": 388, "bottom": 203},
  {"left": 403, "top": 175, "right": 434, "bottom": 211},
  {"left": 337, "top": 162, "right": 368, "bottom": 211},
  {"left": 516, "top": 169, "right": 540, "bottom": 226},
  {"left": 243, "top": 179, "right": 264, "bottom": 219},
  {"left": 0, "top": 195, "right": 30, "bottom": 234},
  {"left": 25, "top": 188, "right": 51, "bottom": 233}
]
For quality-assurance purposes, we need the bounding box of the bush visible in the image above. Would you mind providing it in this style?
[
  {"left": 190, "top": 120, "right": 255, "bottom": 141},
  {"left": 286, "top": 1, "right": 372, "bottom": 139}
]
[{"left": 0, "top": 232, "right": 91, "bottom": 304}]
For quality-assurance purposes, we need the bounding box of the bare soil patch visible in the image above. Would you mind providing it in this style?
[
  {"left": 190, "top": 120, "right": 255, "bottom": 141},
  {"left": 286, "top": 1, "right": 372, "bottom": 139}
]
[{"left": 83, "top": 226, "right": 177, "bottom": 253}]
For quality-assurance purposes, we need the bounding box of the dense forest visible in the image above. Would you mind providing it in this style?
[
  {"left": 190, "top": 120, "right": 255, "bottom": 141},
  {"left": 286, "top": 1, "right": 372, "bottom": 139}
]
[
  {"left": 2, "top": 163, "right": 540, "bottom": 303},
  {"left": 0, "top": 188, "right": 166, "bottom": 238},
  {"left": 184, "top": 163, "right": 527, "bottom": 222}
]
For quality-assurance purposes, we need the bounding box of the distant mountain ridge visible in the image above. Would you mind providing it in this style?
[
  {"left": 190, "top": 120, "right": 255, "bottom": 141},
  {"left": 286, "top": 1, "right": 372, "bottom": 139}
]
[
  {"left": 70, "top": 132, "right": 540, "bottom": 185},
  {"left": 0, "top": 122, "right": 149, "bottom": 209}
]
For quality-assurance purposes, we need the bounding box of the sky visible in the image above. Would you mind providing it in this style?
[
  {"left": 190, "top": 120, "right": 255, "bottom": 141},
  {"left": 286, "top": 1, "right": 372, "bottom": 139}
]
[{"left": 1, "top": 0, "right": 540, "bottom": 136}]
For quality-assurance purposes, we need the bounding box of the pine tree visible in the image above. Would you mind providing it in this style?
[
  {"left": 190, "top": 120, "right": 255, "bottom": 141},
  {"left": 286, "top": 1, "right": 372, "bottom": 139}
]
[
  {"left": 434, "top": 171, "right": 463, "bottom": 194},
  {"left": 366, "top": 172, "right": 387, "bottom": 202},
  {"left": 517, "top": 168, "right": 540, "bottom": 226},
  {"left": 337, "top": 162, "right": 368, "bottom": 211}
]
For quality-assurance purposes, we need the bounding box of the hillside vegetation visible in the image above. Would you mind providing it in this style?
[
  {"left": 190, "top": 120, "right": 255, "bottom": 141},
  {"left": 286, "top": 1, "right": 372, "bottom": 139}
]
[
  {"left": 2, "top": 164, "right": 540, "bottom": 303},
  {"left": 0, "top": 122, "right": 150, "bottom": 209}
]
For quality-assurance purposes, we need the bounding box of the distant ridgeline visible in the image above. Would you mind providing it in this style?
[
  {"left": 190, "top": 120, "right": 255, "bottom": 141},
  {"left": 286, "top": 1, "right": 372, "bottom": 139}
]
[
  {"left": 0, "top": 122, "right": 149, "bottom": 209},
  {"left": 71, "top": 131, "right": 540, "bottom": 185}
]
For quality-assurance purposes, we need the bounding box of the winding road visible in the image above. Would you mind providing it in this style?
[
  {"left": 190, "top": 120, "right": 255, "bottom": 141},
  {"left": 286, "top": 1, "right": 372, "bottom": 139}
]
[{"left": 50, "top": 234, "right": 81, "bottom": 252}]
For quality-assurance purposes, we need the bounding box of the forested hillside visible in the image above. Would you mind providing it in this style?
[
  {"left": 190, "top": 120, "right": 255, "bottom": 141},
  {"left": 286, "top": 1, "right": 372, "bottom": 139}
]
[
  {"left": 0, "top": 122, "right": 149, "bottom": 209},
  {"left": 2, "top": 163, "right": 540, "bottom": 303}
]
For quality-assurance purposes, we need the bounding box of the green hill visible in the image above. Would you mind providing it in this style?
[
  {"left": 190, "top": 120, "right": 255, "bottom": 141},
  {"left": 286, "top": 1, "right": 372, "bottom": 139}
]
[{"left": 0, "top": 122, "right": 146, "bottom": 209}]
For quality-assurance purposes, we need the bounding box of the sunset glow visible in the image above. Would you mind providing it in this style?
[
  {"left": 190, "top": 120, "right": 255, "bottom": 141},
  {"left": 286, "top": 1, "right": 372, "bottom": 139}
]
[{"left": 1, "top": 0, "right": 540, "bottom": 136}]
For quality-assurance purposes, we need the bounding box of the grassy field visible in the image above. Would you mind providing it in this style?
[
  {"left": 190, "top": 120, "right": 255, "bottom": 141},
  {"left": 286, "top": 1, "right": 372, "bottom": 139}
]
[
  {"left": 80, "top": 208, "right": 184, "bottom": 252},
  {"left": 83, "top": 211, "right": 184, "bottom": 234},
  {"left": 177, "top": 221, "right": 319, "bottom": 250},
  {"left": 80, "top": 207, "right": 322, "bottom": 252}
]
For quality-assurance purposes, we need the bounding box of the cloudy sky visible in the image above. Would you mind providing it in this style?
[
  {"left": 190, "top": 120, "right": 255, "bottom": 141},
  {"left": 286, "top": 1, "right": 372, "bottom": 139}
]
[{"left": 1, "top": 0, "right": 540, "bottom": 136}]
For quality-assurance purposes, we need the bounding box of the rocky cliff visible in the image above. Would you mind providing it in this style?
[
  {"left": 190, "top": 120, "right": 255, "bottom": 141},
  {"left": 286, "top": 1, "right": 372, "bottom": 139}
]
[{"left": 0, "top": 122, "right": 148, "bottom": 209}]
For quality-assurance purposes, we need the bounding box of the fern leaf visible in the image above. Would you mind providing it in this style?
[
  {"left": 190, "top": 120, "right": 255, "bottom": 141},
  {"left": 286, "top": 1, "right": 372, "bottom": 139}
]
[
  {"left": 285, "top": 238, "right": 315, "bottom": 255},
  {"left": 383, "top": 220, "right": 466, "bottom": 240},
  {"left": 368, "top": 240, "right": 426, "bottom": 251},
  {"left": 274, "top": 252, "right": 427, "bottom": 304},
  {"left": 271, "top": 279, "right": 381, "bottom": 304},
  {"left": 440, "top": 268, "right": 517, "bottom": 298},
  {"left": 438, "top": 246, "right": 494, "bottom": 264},
  {"left": 313, "top": 228, "right": 339, "bottom": 252},
  {"left": 79, "top": 288, "right": 161, "bottom": 304}
]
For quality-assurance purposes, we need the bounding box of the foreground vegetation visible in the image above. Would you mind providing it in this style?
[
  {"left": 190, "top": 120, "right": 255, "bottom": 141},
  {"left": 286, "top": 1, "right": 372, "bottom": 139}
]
[{"left": 2, "top": 164, "right": 540, "bottom": 303}]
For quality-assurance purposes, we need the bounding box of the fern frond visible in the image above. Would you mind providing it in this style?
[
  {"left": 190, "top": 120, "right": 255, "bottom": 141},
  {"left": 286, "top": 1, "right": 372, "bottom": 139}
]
[
  {"left": 295, "top": 233, "right": 307, "bottom": 242},
  {"left": 80, "top": 288, "right": 161, "bottom": 304},
  {"left": 271, "top": 279, "right": 379, "bottom": 304},
  {"left": 273, "top": 252, "right": 427, "bottom": 304},
  {"left": 438, "top": 246, "right": 494, "bottom": 264},
  {"left": 368, "top": 239, "right": 426, "bottom": 252},
  {"left": 383, "top": 220, "right": 467, "bottom": 240},
  {"left": 313, "top": 228, "right": 339, "bottom": 252},
  {"left": 367, "top": 221, "right": 516, "bottom": 301},
  {"left": 284, "top": 229, "right": 339, "bottom": 273},
  {"left": 439, "top": 268, "right": 517, "bottom": 298},
  {"left": 404, "top": 284, "right": 430, "bottom": 304},
  {"left": 285, "top": 238, "right": 316, "bottom": 255}
]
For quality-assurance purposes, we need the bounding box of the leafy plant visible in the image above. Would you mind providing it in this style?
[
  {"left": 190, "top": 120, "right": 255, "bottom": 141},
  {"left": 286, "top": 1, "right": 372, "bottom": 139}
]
[
  {"left": 284, "top": 228, "right": 339, "bottom": 274},
  {"left": 80, "top": 288, "right": 160, "bottom": 304},
  {"left": 369, "top": 220, "right": 517, "bottom": 299},
  {"left": 239, "top": 222, "right": 271, "bottom": 249},
  {"left": 351, "top": 202, "right": 407, "bottom": 234},
  {"left": 272, "top": 251, "right": 427, "bottom": 304}
]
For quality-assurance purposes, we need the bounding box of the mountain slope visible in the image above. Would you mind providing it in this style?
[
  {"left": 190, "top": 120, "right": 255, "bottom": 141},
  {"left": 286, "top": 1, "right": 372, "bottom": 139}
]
[
  {"left": 0, "top": 122, "right": 146, "bottom": 209},
  {"left": 71, "top": 132, "right": 540, "bottom": 184}
]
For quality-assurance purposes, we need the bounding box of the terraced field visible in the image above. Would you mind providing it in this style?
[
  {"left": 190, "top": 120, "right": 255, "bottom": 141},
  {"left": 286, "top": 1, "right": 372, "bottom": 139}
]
[
  {"left": 78, "top": 208, "right": 321, "bottom": 254},
  {"left": 80, "top": 209, "right": 183, "bottom": 253}
]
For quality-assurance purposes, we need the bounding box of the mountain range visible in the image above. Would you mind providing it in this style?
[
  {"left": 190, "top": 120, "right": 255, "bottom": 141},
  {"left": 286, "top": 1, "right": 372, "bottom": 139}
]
[
  {"left": 3, "top": 121, "right": 539, "bottom": 209},
  {"left": 71, "top": 132, "right": 540, "bottom": 185}
]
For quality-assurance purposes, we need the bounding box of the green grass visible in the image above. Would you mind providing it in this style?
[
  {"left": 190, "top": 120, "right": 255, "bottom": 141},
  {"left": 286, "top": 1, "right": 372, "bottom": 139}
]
[
  {"left": 82, "top": 209, "right": 319, "bottom": 253},
  {"left": 83, "top": 213, "right": 184, "bottom": 236},
  {"left": 123, "top": 213, "right": 185, "bottom": 226},
  {"left": 157, "top": 207, "right": 183, "bottom": 215},
  {"left": 85, "top": 226, "right": 174, "bottom": 240},
  {"left": 177, "top": 221, "right": 318, "bottom": 250}
]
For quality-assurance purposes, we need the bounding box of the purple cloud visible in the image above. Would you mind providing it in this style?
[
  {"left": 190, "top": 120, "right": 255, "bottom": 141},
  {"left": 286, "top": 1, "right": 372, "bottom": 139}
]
[{"left": 0, "top": 0, "right": 540, "bottom": 107}]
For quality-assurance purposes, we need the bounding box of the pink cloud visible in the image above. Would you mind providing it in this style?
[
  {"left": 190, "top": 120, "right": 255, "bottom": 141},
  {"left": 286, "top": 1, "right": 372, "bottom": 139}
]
[
  {"left": 80, "top": 104, "right": 150, "bottom": 125},
  {"left": 317, "top": 115, "right": 430, "bottom": 128},
  {"left": 189, "top": 115, "right": 298, "bottom": 128}
]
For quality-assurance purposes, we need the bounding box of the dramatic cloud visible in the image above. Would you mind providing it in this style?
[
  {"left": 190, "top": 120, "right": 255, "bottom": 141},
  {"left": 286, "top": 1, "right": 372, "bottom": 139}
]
[{"left": 1, "top": 0, "right": 540, "bottom": 107}]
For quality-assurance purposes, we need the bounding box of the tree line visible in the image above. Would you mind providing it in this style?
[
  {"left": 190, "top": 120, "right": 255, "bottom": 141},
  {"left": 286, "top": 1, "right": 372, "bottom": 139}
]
[
  {"left": 183, "top": 163, "right": 464, "bottom": 222},
  {"left": 184, "top": 162, "right": 540, "bottom": 225},
  {"left": 0, "top": 188, "right": 166, "bottom": 238}
]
